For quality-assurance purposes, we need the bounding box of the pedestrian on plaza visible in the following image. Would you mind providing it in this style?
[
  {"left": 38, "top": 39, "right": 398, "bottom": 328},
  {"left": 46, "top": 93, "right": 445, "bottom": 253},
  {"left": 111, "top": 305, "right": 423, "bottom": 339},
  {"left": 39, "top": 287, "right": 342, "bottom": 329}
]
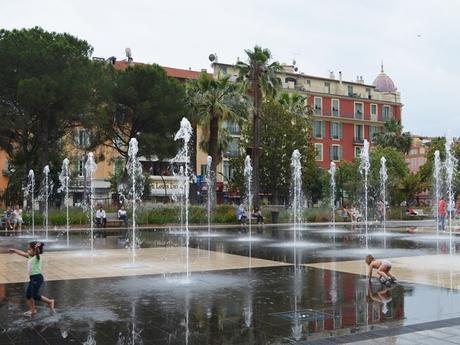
[
  {"left": 4, "top": 206, "right": 13, "bottom": 231},
  {"left": 438, "top": 197, "right": 447, "bottom": 231},
  {"left": 9, "top": 241, "right": 55, "bottom": 316},
  {"left": 12, "top": 204, "right": 23, "bottom": 231}
]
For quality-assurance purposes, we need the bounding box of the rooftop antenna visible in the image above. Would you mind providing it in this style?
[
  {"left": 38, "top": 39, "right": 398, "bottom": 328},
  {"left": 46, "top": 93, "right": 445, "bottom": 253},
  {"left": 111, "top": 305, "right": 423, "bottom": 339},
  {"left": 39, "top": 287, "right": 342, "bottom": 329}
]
[{"left": 381, "top": 60, "right": 384, "bottom": 73}]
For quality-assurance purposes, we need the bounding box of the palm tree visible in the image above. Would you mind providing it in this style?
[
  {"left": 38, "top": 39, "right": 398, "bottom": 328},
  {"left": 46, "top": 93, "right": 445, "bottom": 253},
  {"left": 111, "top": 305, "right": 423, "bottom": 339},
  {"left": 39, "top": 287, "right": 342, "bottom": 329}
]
[
  {"left": 375, "top": 118, "right": 412, "bottom": 154},
  {"left": 278, "top": 92, "right": 308, "bottom": 117},
  {"left": 186, "top": 73, "right": 246, "bottom": 204},
  {"left": 236, "top": 46, "right": 282, "bottom": 205}
]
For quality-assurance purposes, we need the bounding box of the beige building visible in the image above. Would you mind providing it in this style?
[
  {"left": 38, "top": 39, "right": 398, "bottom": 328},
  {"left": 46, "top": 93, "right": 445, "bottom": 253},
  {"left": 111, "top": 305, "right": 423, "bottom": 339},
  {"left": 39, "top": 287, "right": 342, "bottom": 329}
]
[{"left": 405, "top": 135, "right": 429, "bottom": 174}]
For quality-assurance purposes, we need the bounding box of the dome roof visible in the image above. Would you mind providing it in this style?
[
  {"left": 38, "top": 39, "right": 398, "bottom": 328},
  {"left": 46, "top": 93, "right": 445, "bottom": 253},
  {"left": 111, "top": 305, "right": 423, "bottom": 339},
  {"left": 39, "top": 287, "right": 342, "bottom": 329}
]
[{"left": 372, "top": 64, "right": 397, "bottom": 92}]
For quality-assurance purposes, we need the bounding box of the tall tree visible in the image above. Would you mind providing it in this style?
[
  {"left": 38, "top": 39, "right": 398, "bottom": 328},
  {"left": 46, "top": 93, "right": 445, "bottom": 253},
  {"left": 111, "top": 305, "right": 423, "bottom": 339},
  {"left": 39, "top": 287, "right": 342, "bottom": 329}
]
[
  {"left": 236, "top": 46, "right": 282, "bottom": 206},
  {"left": 374, "top": 118, "right": 412, "bottom": 154},
  {"left": 0, "top": 27, "right": 95, "bottom": 203},
  {"left": 185, "top": 73, "right": 247, "bottom": 204},
  {"left": 278, "top": 92, "right": 308, "bottom": 117},
  {"left": 89, "top": 64, "right": 185, "bottom": 160}
]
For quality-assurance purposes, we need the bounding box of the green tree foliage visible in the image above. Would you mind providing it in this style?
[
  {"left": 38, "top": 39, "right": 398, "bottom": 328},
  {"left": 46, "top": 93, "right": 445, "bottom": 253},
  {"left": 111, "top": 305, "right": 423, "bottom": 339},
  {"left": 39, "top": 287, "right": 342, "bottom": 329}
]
[
  {"left": 278, "top": 92, "right": 308, "bottom": 117},
  {"left": 374, "top": 118, "right": 412, "bottom": 154},
  {"left": 185, "top": 73, "right": 247, "bottom": 203},
  {"left": 0, "top": 27, "right": 95, "bottom": 203},
  {"left": 89, "top": 63, "right": 185, "bottom": 160},
  {"left": 230, "top": 99, "right": 321, "bottom": 204},
  {"left": 236, "top": 46, "right": 282, "bottom": 205}
]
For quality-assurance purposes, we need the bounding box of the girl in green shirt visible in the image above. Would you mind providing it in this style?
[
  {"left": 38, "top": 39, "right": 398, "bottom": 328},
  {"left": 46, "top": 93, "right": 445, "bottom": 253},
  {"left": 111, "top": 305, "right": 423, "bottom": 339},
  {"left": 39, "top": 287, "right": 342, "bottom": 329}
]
[{"left": 9, "top": 241, "right": 55, "bottom": 316}]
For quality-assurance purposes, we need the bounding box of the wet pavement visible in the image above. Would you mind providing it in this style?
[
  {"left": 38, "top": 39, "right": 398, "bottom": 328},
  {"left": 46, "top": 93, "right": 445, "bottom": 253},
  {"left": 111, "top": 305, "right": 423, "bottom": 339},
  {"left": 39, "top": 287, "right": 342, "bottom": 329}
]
[{"left": 1, "top": 223, "right": 460, "bottom": 344}]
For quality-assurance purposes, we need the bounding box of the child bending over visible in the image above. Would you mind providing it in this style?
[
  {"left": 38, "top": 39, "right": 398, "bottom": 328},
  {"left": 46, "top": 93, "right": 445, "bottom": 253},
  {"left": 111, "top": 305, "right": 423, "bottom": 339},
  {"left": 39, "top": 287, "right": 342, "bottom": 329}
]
[{"left": 365, "top": 254, "right": 396, "bottom": 284}]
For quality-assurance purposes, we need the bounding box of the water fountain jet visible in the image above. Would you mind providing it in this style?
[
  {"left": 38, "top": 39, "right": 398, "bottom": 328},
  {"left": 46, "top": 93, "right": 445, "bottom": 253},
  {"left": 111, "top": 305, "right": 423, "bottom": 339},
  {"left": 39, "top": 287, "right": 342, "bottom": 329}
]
[
  {"left": 85, "top": 153, "right": 97, "bottom": 254},
  {"left": 359, "top": 140, "right": 370, "bottom": 250},
  {"left": 445, "top": 133, "right": 458, "bottom": 256},
  {"left": 58, "top": 158, "right": 71, "bottom": 247},
  {"left": 244, "top": 155, "right": 253, "bottom": 263},
  {"left": 380, "top": 156, "right": 388, "bottom": 246}
]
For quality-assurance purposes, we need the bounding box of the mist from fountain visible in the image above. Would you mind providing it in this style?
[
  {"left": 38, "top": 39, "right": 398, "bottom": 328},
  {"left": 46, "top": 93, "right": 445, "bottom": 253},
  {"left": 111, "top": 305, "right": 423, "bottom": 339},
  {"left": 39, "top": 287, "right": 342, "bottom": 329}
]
[
  {"left": 445, "top": 133, "right": 458, "bottom": 256},
  {"left": 58, "top": 158, "right": 71, "bottom": 247},
  {"left": 291, "top": 150, "right": 303, "bottom": 269},
  {"left": 25, "top": 169, "right": 35, "bottom": 238},
  {"left": 359, "top": 139, "right": 370, "bottom": 250},
  {"left": 42, "top": 165, "right": 50, "bottom": 240},
  {"left": 434, "top": 150, "right": 442, "bottom": 235},
  {"left": 380, "top": 156, "right": 388, "bottom": 245},
  {"left": 126, "top": 138, "right": 145, "bottom": 265},
  {"left": 174, "top": 117, "right": 193, "bottom": 281},
  {"left": 206, "top": 155, "right": 213, "bottom": 239},
  {"left": 85, "top": 153, "right": 97, "bottom": 254},
  {"left": 244, "top": 155, "right": 253, "bottom": 260},
  {"left": 328, "top": 161, "right": 336, "bottom": 230}
]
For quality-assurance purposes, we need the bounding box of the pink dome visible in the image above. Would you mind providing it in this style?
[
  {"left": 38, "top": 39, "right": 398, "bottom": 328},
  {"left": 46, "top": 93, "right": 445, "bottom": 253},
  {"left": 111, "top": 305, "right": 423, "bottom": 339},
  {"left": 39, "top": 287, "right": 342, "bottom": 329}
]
[{"left": 372, "top": 64, "right": 397, "bottom": 92}]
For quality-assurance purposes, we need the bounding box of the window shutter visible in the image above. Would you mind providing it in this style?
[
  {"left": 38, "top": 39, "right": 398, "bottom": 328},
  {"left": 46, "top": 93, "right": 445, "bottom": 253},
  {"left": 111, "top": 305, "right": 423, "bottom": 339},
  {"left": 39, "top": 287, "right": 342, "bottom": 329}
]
[
  {"left": 322, "top": 121, "right": 326, "bottom": 138},
  {"left": 339, "top": 146, "right": 343, "bottom": 160},
  {"left": 329, "top": 146, "right": 333, "bottom": 161},
  {"left": 339, "top": 123, "right": 343, "bottom": 139}
]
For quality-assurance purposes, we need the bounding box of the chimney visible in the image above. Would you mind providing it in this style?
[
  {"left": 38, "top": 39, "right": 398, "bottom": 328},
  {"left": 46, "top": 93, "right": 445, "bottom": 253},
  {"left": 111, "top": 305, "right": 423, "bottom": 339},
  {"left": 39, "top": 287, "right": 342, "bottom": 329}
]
[
  {"left": 339, "top": 71, "right": 342, "bottom": 84},
  {"left": 329, "top": 71, "right": 335, "bottom": 79}
]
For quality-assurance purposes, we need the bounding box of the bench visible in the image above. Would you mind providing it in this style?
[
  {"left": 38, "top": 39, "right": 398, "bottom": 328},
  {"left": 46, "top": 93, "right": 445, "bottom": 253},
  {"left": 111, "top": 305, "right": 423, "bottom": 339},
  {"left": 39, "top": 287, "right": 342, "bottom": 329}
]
[{"left": 95, "top": 213, "right": 127, "bottom": 228}]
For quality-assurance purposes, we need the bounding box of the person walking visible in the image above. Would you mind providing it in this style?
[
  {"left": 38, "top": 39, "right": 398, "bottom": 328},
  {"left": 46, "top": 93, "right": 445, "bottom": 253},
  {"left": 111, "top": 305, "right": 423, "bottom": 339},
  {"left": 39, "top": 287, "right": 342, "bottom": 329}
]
[{"left": 438, "top": 197, "right": 447, "bottom": 231}]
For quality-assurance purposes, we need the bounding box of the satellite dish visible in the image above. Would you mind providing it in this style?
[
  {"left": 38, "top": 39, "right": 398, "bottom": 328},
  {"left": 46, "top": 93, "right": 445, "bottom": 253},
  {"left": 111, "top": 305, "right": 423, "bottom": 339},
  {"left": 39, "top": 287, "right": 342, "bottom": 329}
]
[
  {"left": 294, "top": 67, "right": 298, "bottom": 72},
  {"left": 209, "top": 54, "right": 216, "bottom": 62},
  {"left": 293, "top": 59, "right": 297, "bottom": 66}
]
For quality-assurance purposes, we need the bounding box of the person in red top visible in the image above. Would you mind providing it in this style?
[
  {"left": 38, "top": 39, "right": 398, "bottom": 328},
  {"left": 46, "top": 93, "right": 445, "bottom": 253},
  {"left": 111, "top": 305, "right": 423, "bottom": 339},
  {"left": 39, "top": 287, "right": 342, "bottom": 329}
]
[{"left": 438, "top": 197, "right": 447, "bottom": 231}]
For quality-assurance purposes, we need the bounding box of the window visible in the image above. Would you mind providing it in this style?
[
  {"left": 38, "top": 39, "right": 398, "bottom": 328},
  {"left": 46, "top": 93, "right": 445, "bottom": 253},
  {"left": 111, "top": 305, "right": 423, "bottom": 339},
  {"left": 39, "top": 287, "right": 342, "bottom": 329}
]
[
  {"left": 314, "top": 143, "right": 323, "bottom": 161},
  {"left": 366, "top": 87, "right": 372, "bottom": 99},
  {"left": 383, "top": 106, "right": 391, "bottom": 121},
  {"left": 355, "top": 147, "right": 362, "bottom": 158},
  {"left": 354, "top": 103, "right": 363, "bottom": 119},
  {"left": 314, "top": 120, "right": 325, "bottom": 139},
  {"left": 114, "top": 157, "right": 124, "bottom": 176},
  {"left": 306, "top": 79, "right": 311, "bottom": 87},
  {"left": 330, "top": 122, "right": 342, "bottom": 140},
  {"left": 355, "top": 124, "right": 364, "bottom": 142},
  {"left": 225, "top": 137, "right": 240, "bottom": 157},
  {"left": 75, "top": 129, "right": 90, "bottom": 148},
  {"left": 223, "top": 121, "right": 240, "bottom": 135},
  {"left": 223, "top": 161, "right": 234, "bottom": 181},
  {"left": 369, "top": 125, "right": 378, "bottom": 143},
  {"left": 220, "top": 66, "right": 227, "bottom": 75},
  {"left": 314, "top": 97, "right": 322, "bottom": 115},
  {"left": 347, "top": 85, "right": 354, "bottom": 97},
  {"left": 200, "top": 164, "right": 208, "bottom": 176},
  {"left": 332, "top": 99, "right": 340, "bottom": 117},
  {"left": 330, "top": 145, "right": 342, "bottom": 161},
  {"left": 76, "top": 157, "right": 85, "bottom": 177},
  {"left": 371, "top": 104, "right": 378, "bottom": 121},
  {"left": 325, "top": 82, "right": 331, "bottom": 94}
]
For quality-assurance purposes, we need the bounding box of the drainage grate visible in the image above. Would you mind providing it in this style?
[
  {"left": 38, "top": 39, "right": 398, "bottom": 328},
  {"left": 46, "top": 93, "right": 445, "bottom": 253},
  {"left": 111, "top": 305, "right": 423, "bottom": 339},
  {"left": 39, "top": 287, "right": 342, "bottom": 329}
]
[{"left": 271, "top": 309, "right": 335, "bottom": 322}]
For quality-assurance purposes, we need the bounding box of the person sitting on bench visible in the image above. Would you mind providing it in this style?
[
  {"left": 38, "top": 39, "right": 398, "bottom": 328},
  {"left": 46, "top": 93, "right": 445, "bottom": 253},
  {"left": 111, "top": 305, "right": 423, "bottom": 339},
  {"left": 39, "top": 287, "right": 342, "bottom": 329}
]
[
  {"left": 96, "top": 205, "right": 107, "bottom": 228},
  {"left": 118, "top": 206, "right": 128, "bottom": 226},
  {"left": 253, "top": 207, "right": 264, "bottom": 224}
]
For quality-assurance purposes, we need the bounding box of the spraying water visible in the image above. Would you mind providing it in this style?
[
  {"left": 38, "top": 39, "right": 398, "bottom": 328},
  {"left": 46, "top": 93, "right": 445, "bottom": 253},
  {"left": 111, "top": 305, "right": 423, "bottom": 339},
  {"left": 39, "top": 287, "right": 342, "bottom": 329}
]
[
  {"left": 25, "top": 170, "right": 35, "bottom": 238},
  {"left": 291, "top": 150, "right": 303, "bottom": 269},
  {"left": 174, "top": 117, "right": 193, "bottom": 281},
  {"left": 127, "top": 138, "right": 144, "bottom": 265},
  {"left": 380, "top": 157, "right": 388, "bottom": 246},
  {"left": 445, "top": 133, "right": 458, "bottom": 256},
  {"left": 328, "top": 162, "right": 336, "bottom": 230},
  {"left": 206, "top": 155, "right": 213, "bottom": 238},
  {"left": 42, "top": 165, "right": 50, "bottom": 240},
  {"left": 58, "top": 158, "right": 71, "bottom": 247},
  {"left": 244, "top": 156, "right": 253, "bottom": 250},
  {"left": 434, "top": 150, "right": 442, "bottom": 235},
  {"left": 359, "top": 140, "right": 370, "bottom": 250},
  {"left": 85, "top": 153, "right": 97, "bottom": 254}
]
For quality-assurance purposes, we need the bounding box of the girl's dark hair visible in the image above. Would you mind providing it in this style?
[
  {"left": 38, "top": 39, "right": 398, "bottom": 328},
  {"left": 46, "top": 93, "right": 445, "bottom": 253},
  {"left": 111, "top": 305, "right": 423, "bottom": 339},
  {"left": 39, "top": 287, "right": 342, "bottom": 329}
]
[{"left": 29, "top": 241, "right": 44, "bottom": 260}]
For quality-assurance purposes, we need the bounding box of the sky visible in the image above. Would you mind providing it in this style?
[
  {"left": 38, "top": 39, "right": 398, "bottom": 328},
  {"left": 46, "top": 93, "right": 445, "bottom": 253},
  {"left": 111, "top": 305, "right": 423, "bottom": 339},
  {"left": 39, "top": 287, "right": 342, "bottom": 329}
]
[{"left": 1, "top": 0, "right": 460, "bottom": 137}]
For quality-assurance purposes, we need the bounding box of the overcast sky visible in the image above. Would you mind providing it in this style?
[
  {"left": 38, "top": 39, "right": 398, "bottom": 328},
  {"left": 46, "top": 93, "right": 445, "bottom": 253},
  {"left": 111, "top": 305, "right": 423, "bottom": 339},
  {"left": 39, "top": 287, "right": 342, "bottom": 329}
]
[{"left": 2, "top": 0, "right": 459, "bottom": 137}]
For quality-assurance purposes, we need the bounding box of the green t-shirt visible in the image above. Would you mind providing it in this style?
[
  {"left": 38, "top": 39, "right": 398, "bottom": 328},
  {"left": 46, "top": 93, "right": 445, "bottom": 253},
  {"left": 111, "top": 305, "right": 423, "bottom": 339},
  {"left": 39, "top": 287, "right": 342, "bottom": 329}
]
[{"left": 27, "top": 256, "right": 41, "bottom": 275}]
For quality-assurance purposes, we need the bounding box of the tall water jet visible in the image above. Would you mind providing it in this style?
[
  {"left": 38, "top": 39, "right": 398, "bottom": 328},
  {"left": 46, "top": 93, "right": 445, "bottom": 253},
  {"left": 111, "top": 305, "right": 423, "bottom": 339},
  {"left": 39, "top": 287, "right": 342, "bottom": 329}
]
[
  {"left": 445, "top": 133, "right": 458, "bottom": 256},
  {"left": 127, "top": 138, "right": 144, "bottom": 265},
  {"left": 206, "top": 155, "right": 213, "bottom": 238},
  {"left": 58, "top": 158, "right": 71, "bottom": 247},
  {"left": 85, "top": 153, "right": 97, "bottom": 254},
  {"left": 359, "top": 140, "right": 370, "bottom": 250},
  {"left": 328, "top": 162, "right": 336, "bottom": 230},
  {"left": 434, "top": 150, "right": 442, "bottom": 234},
  {"left": 291, "top": 150, "right": 303, "bottom": 269},
  {"left": 244, "top": 155, "right": 253, "bottom": 247},
  {"left": 26, "top": 170, "right": 35, "bottom": 238},
  {"left": 42, "top": 165, "right": 50, "bottom": 240},
  {"left": 380, "top": 157, "right": 388, "bottom": 246},
  {"left": 174, "top": 117, "right": 193, "bottom": 281}
]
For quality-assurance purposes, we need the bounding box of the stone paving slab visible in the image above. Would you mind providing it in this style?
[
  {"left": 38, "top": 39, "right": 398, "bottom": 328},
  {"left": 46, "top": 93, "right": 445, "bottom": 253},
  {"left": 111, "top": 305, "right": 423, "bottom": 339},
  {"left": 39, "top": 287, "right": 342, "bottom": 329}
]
[
  {"left": 304, "top": 254, "right": 460, "bottom": 289},
  {"left": 0, "top": 247, "right": 290, "bottom": 284}
]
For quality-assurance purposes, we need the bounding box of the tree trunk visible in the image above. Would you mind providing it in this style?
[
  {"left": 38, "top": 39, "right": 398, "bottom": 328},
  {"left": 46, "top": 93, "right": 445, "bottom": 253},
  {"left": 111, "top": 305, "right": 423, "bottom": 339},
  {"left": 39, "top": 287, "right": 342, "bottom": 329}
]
[{"left": 208, "top": 113, "right": 219, "bottom": 208}]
